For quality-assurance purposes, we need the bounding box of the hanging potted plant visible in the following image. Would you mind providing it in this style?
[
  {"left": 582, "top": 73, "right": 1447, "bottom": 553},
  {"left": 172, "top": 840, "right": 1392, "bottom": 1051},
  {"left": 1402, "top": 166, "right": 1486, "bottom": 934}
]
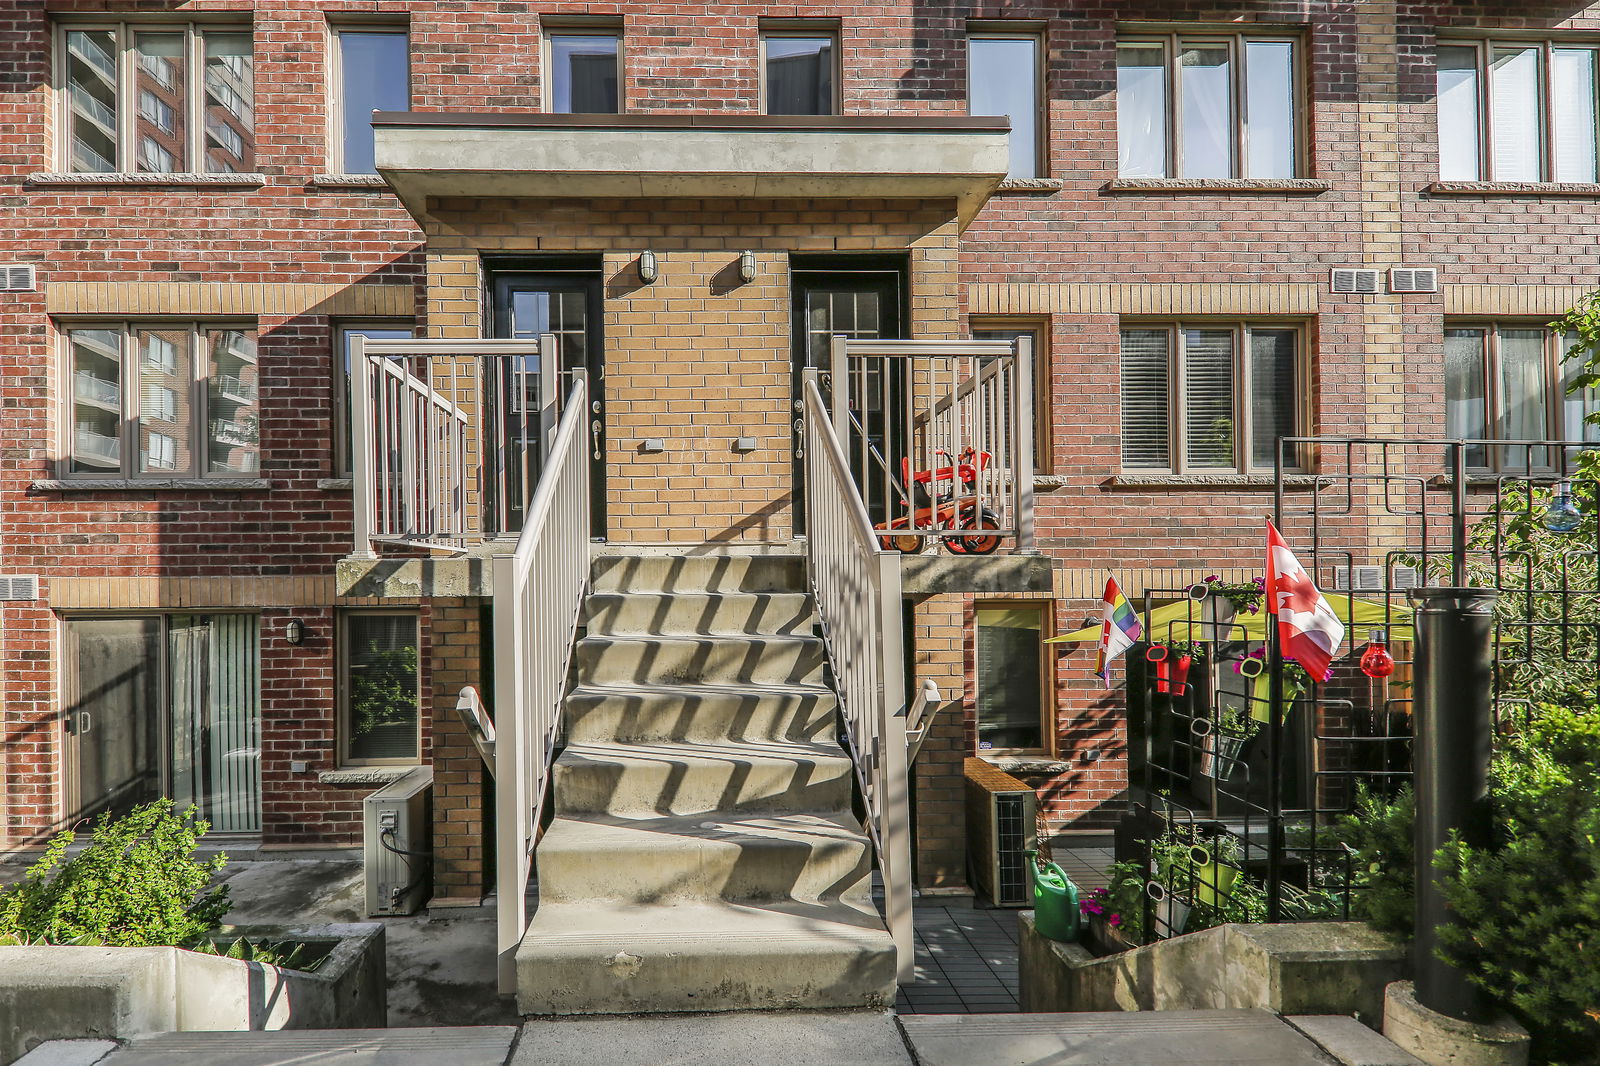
[{"left": 1196, "top": 703, "right": 1260, "bottom": 780}]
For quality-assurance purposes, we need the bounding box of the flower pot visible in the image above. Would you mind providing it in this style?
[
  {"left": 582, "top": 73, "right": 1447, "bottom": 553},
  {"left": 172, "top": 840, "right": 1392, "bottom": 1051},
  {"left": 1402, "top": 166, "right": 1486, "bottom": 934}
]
[
  {"left": 1198, "top": 732, "right": 1246, "bottom": 779},
  {"left": 1026, "top": 851, "right": 1081, "bottom": 942}
]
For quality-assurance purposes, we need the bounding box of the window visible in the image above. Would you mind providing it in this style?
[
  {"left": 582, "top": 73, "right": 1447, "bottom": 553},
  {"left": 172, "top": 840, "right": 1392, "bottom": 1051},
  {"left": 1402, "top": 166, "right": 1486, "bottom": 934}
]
[
  {"left": 975, "top": 604, "right": 1051, "bottom": 754},
  {"left": 340, "top": 612, "right": 421, "bottom": 765},
  {"left": 334, "top": 321, "right": 414, "bottom": 476},
  {"left": 968, "top": 32, "right": 1044, "bottom": 179},
  {"left": 65, "top": 322, "right": 259, "bottom": 478},
  {"left": 970, "top": 317, "right": 1053, "bottom": 473},
  {"left": 1116, "top": 33, "right": 1298, "bottom": 179},
  {"left": 762, "top": 29, "right": 836, "bottom": 115},
  {"left": 1446, "top": 324, "right": 1600, "bottom": 467},
  {"left": 333, "top": 27, "right": 410, "bottom": 175},
  {"left": 546, "top": 31, "right": 620, "bottom": 114},
  {"left": 1119, "top": 323, "right": 1302, "bottom": 473},
  {"left": 1437, "top": 41, "right": 1600, "bottom": 183},
  {"left": 60, "top": 23, "right": 254, "bottom": 173}
]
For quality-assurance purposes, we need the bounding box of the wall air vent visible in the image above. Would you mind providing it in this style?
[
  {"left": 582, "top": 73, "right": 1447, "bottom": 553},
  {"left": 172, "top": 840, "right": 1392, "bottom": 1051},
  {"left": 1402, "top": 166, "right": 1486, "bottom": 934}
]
[
  {"left": 1329, "top": 565, "right": 1418, "bottom": 593},
  {"left": 1330, "top": 268, "right": 1381, "bottom": 295},
  {"left": 1389, "top": 267, "right": 1439, "bottom": 294},
  {"left": 0, "top": 265, "right": 36, "bottom": 292},
  {"left": 0, "top": 575, "right": 40, "bottom": 601}
]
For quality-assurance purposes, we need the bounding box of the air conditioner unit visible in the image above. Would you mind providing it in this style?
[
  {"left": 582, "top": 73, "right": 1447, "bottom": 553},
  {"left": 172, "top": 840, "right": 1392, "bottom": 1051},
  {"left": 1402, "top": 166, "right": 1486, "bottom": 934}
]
[
  {"left": 1329, "top": 564, "right": 1419, "bottom": 592},
  {"left": 363, "top": 766, "right": 434, "bottom": 917},
  {"left": 1389, "top": 267, "right": 1438, "bottom": 294},
  {"left": 964, "top": 757, "right": 1038, "bottom": 908},
  {"left": 1330, "top": 268, "right": 1381, "bottom": 295}
]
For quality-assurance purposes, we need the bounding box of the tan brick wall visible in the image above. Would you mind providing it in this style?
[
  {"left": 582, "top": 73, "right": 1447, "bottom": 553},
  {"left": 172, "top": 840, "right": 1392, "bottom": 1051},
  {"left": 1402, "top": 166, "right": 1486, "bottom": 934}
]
[
  {"left": 910, "top": 592, "right": 968, "bottom": 889},
  {"left": 428, "top": 599, "right": 489, "bottom": 900},
  {"left": 422, "top": 196, "right": 961, "bottom": 544}
]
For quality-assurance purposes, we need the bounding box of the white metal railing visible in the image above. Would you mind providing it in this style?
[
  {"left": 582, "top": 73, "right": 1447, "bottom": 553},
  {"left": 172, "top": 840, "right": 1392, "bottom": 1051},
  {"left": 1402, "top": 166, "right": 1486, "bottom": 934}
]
[
  {"left": 830, "top": 337, "right": 1034, "bottom": 554},
  {"left": 492, "top": 370, "right": 591, "bottom": 992},
  {"left": 351, "top": 336, "right": 558, "bottom": 555},
  {"left": 801, "top": 368, "right": 916, "bottom": 985}
]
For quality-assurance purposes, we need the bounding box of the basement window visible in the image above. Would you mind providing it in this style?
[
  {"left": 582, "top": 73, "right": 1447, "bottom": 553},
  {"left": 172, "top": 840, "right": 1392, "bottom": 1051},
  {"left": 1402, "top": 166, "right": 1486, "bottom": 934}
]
[
  {"left": 339, "top": 612, "right": 422, "bottom": 766},
  {"left": 975, "top": 603, "right": 1052, "bottom": 755}
]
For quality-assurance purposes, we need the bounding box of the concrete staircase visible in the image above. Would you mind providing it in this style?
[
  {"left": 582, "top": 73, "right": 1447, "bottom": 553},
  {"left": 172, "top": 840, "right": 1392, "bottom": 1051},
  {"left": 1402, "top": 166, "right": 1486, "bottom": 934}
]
[{"left": 513, "top": 554, "right": 897, "bottom": 1015}]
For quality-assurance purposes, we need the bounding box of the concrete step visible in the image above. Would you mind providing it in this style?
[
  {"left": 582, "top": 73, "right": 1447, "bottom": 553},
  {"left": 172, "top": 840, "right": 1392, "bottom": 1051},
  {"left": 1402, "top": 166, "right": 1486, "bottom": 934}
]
[
  {"left": 536, "top": 811, "right": 872, "bottom": 905},
  {"left": 574, "top": 634, "right": 826, "bottom": 687},
  {"left": 508, "top": 1011, "right": 914, "bottom": 1066},
  {"left": 563, "top": 682, "right": 837, "bottom": 744},
  {"left": 592, "top": 554, "right": 807, "bottom": 594},
  {"left": 31, "top": 1028, "right": 519, "bottom": 1066},
  {"left": 514, "top": 898, "right": 896, "bottom": 1015},
  {"left": 584, "top": 591, "right": 815, "bottom": 637},
  {"left": 551, "top": 740, "right": 853, "bottom": 816}
]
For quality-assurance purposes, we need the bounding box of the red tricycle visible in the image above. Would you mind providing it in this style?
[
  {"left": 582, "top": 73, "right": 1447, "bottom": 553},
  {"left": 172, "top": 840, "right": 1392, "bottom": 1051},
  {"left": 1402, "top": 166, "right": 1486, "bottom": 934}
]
[{"left": 875, "top": 446, "right": 1004, "bottom": 555}]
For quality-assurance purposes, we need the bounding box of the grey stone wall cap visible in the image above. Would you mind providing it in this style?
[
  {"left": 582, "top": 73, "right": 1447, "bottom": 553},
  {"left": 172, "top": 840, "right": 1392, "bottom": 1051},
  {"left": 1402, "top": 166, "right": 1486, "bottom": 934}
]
[{"left": 372, "top": 110, "right": 1011, "bottom": 132}]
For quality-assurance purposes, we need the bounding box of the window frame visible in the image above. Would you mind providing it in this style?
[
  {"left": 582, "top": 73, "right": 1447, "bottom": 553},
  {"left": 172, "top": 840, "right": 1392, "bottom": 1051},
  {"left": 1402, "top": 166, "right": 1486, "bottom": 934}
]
[
  {"left": 1114, "top": 29, "right": 1305, "bottom": 180},
  {"left": 55, "top": 19, "right": 254, "bottom": 174},
  {"left": 966, "top": 26, "right": 1047, "bottom": 179},
  {"left": 1118, "top": 319, "right": 1309, "bottom": 475},
  {"left": 973, "top": 599, "right": 1054, "bottom": 757},
  {"left": 542, "top": 24, "right": 625, "bottom": 115},
  {"left": 968, "top": 316, "right": 1054, "bottom": 474},
  {"left": 759, "top": 23, "right": 841, "bottom": 117},
  {"left": 59, "top": 319, "right": 259, "bottom": 480},
  {"left": 332, "top": 319, "right": 417, "bottom": 477},
  {"left": 337, "top": 609, "right": 424, "bottom": 768},
  {"left": 327, "top": 22, "right": 412, "bottom": 176},
  {"left": 1445, "top": 320, "right": 1600, "bottom": 466},
  {"left": 1436, "top": 38, "right": 1600, "bottom": 183}
]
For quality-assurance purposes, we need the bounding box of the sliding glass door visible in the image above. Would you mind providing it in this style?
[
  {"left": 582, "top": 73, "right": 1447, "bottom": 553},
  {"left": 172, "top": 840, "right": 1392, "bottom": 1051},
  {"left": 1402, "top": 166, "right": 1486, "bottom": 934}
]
[{"left": 65, "top": 614, "right": 261, "bottom": 832}]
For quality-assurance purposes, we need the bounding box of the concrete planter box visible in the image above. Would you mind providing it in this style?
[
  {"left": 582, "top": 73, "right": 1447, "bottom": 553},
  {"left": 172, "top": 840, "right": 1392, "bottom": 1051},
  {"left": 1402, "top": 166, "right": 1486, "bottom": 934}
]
[
  {"left": 1021, "top": 913, "right": 1407, "bottom": 1027},
  {"left": 0, "top": 923, "right": 385, "bottom": 1065}
]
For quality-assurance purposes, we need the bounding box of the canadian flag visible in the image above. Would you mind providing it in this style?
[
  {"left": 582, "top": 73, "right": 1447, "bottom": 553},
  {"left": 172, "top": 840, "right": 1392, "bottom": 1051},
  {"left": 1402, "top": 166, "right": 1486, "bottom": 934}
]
[{"left": 1266, "top": 521, "right": 1345, "bottom": 680}]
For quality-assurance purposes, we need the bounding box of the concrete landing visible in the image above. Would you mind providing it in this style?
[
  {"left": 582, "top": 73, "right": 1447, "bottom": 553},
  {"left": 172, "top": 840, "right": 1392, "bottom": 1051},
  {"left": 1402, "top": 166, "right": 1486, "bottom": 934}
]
[
  {"left": 511, "top": 1011, "right": 914, "bottom": 1066},
  {"left": 23, "top": 1027, "right": 518, "bottom": 1066},
  {"left": 900, "top": 1009, "right": 1338, "bottom": 1065}
]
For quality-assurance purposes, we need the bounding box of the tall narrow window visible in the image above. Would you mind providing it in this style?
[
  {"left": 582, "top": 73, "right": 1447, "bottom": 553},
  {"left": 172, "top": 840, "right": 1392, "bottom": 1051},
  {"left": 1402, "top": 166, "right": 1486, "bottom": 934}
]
[
  {"left": 969, "top": 33, "right": 1043, "bottom": 179},
  {"left": 1118, "top": 323, "right": 1304, "bottom": 474},
  {"left": 61, "top": 23, "right": 253, "bottom": 173},
  {"left": 1116, "top": 34, "right": 1300, "bottom": 179},
  {"left": 341, "top": 613, "right": 422, "bottom": 765},
  {"left": 763, "top": 31, "right": 835, "bottom": 116},
  {"left": 1437, "top": 41, "right": 1600, "bottom": 183},
  {"left": 975, "top": 605, "right": 1049, "bottom": 754},
  {"left": 334, "top": 28, "right": 410, "bottom": 174},
  {"left": 548, "top": 32, "right": 620, "bottom": 114},
  {"left": 1444, "top": 323, "right": 1600, "bottom": 468}
]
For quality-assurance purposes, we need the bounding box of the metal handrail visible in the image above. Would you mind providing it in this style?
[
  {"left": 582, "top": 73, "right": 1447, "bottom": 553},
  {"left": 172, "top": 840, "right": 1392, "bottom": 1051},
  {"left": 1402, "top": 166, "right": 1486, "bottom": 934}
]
[
  {"left": 491, "top": 370, "right": 591, "bottom": 993},
  {"left": 801, "top": 368, "right": 916, "bottom": 984}
]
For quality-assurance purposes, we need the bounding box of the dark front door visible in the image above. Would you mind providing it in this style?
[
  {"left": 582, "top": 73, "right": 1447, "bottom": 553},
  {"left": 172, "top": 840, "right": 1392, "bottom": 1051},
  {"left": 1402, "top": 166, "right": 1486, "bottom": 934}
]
[
  {"left": 791, "top": 262, "right": 906, "bottom": 522},
  {"left": 490, "top": 269, "right": 605, "bottom": 537}
]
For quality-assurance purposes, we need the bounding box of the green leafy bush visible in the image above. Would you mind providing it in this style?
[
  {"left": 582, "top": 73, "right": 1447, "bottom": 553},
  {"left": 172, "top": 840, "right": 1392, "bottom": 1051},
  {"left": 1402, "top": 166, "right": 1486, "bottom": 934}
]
[
  {"left": 1339, "top": 785, "right": 1415, "bottom": 942},
  {"left": 0, "top": 799, "right": 230, "bottom": 948}
]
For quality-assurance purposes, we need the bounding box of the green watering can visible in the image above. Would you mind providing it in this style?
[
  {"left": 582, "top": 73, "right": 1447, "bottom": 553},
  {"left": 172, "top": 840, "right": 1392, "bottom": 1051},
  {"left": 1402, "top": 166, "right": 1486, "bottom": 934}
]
[{"left": 1026, "top": 850, "right": 1081, "bottom": 942}]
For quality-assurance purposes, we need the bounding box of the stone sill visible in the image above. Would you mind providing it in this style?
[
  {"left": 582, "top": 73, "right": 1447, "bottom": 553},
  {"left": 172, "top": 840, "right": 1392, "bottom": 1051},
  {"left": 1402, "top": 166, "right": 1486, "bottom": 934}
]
[
  {"left": 32, "top": 478, "right": 272, "bottom": 492},
  {"left": 1104, "top": 177, "right": 1331, "bottom": 195},
  {"left": 979, "top": 754, "right": 1073, "bottom": 775},
  {"left": 27, "top": 171, "right": 267, "bottom": 187},
  {"left": 1034, "top": 474, "right": 1068, "bottom": 490},
  {"left": 1104, "top": 473, "right": 1319, "bottom": 490},
  {"left": 318, "top": 766, "right": 417, "bottom": 786},
  {"left": 1427, "top": 180, "right": 1600, "bottom": 197},
  {"left": 995, "top": 177, "right": 1065, "bottom": 193},
  {"left": 318, "top": 477, "right": 353, "bottom": 490},
  {"left": 309, "top": 174, "right": 392, "bottom": 189}
]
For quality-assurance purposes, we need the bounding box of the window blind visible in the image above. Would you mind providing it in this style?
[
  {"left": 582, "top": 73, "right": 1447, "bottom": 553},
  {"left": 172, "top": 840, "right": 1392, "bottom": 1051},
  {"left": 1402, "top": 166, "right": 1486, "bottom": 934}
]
[
  {"left": 1120, "top": 329, "right": 1171, "bottom": 468},
  {"left": 1182, "top": 328, "right": 1235, "bottom": 469}
]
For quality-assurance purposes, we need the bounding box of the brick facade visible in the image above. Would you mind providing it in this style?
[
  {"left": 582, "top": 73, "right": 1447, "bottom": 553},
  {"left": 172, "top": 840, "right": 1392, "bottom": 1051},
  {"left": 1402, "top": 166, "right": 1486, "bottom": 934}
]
[{"left": 5, "top": 1, "right": 1600, "bottom": 894}]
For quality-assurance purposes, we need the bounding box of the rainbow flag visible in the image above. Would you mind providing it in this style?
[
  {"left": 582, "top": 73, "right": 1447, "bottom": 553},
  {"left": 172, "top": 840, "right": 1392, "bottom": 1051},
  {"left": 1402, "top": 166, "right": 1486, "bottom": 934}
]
[{"left": 1095, "top": 577, "right": 1143, "bottom": 688}]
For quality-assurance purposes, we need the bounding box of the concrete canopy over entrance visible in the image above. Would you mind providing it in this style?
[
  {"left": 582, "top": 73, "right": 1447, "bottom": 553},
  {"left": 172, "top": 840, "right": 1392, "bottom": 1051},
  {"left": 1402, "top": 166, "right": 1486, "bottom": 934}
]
[{"left": 370, "top": 113, "right": 1011, "bottom": 230}]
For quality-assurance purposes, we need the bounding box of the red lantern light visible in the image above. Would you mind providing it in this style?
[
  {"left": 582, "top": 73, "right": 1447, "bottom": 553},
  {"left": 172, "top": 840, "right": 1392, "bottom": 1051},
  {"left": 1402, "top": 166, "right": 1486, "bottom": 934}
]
[{"left": 1360, "top": 628, "right": 1395, "bottom": 680}]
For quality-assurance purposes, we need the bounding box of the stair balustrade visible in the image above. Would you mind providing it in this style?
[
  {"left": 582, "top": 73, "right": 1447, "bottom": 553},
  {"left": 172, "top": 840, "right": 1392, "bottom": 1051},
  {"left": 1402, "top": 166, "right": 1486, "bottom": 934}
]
[{"left": 489, "top": 370, "right": 592, "bottom": 992}]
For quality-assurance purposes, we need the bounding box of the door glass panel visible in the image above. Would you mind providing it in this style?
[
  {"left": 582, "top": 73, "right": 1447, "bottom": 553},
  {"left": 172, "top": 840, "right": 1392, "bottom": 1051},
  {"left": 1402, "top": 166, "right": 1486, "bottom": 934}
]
[
  {"left": 1117, "top": 43, "right": 1167, "bottom": 178},
  {"left": 1490, "top": 46, "right": 1542, "bottom": 181},
  {"left": 1437, "top": 46, "right": 1482, "bottom": 181},
  {"left": 67, "top": 618, "right": 162, "bottom": 822},
  {"left": 169, "top": 615, "right": 261, "bottom": 832},
  {"left": 138, "top": 327, "right": 192, "bottom": 475},
  {"left": 1178, "top": 42, "right": 1234, "bottom": 178}
]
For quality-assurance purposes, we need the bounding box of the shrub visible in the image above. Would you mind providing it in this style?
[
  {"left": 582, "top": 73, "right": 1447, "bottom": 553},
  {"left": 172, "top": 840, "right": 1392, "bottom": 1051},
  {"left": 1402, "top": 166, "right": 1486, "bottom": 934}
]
[{"left": 0, "top": 799, "right": 230, "bottom": 948}]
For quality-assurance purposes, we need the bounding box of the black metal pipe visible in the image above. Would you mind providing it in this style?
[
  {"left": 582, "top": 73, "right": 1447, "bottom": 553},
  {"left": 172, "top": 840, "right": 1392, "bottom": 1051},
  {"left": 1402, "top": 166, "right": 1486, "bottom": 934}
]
[{"left": 1407, "top": 587, "right": 1497, "bottom": 1022}]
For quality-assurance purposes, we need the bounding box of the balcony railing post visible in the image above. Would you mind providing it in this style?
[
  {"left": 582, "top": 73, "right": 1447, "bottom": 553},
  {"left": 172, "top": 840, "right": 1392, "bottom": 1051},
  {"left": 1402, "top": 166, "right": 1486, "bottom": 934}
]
[
  {"left": 349, "top": 333, "right": 377, "bottom": 558},
  {"left": 1013, "top": 335, "right": 1037, "bottom": 552},
  {"left": 877, "top": 549, "right": 914, "bottom": 984}
]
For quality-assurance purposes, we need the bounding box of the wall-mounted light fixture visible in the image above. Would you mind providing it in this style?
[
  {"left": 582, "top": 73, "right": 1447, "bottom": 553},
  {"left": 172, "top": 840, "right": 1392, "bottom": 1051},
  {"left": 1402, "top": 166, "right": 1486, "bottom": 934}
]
[
  {"left": 638, "top": 250, "right": 659, "bottom": 284},
  {"left": 738, "top": 250, "right": 757, "bottom": 284},
  {"left": 285, "top": 618, "right": 306, "bottom": 645}
]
